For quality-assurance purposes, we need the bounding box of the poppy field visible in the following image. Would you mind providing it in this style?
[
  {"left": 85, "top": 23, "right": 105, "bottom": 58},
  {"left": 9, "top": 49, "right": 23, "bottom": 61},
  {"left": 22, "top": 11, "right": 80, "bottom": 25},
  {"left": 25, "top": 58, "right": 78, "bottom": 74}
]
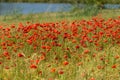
[{"left": 0, "top": 16, "right": 120, "bottom": 80}]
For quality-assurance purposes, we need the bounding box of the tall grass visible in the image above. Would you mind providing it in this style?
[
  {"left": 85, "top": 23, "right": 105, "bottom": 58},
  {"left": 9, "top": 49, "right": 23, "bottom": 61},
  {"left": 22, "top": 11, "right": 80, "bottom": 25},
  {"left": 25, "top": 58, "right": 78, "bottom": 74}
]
[
  {"left": 0, "top": 13, "right": 120, "bottom": 80},
  {"left": 0, "top": 9, "right": 120, "bottom": 25}
]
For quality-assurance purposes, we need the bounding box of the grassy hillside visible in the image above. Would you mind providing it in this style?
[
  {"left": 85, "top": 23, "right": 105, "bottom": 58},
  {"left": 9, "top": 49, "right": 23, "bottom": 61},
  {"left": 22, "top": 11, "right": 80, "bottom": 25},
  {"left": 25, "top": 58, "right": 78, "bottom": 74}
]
[
  {"left": 0, "top": 9, "right": 120, "bottom": 80},
  {"left": 0, "top": 9, "right": 120, "bottom": 24}
]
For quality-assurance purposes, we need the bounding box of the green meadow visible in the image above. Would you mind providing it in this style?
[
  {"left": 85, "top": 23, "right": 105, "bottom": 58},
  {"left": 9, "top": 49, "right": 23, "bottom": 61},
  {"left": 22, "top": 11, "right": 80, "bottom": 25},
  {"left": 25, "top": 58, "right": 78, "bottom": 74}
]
[{"left": 0, "top": 4, "right": 120, "bottom": 80}]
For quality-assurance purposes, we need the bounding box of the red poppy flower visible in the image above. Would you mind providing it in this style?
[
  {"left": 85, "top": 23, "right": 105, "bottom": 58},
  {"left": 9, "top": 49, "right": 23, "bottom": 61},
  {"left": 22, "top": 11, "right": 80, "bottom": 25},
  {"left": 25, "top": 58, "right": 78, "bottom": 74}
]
[
  {"left": 30, "top": 64, "right": 37, "bottom": 69},
  {"left": 3, "top": 51, "right": 9, "bottom": 57},
  {"left": 84, "top": 50, "right": 90, "bottom": 54},
  {"left": 75, "top": 45, "right": 80, "bottom": 49},
  {"left": 89, "top": 77, "right": 95, "bottom": 80},
  {"left": 58, "top": 70, "right": 64, "bottom": 74},
  {"left": 63, "top": 61, "right": 69, "bottom": 66},
  {"left": 112, "top": 64, "right": 117, "bottom": 69},
  {"left": 50, "top": 68, "right": 56, "bottom": 73},
  {"left": 18, "top": 53, "right": 25, "bottom": 57}
]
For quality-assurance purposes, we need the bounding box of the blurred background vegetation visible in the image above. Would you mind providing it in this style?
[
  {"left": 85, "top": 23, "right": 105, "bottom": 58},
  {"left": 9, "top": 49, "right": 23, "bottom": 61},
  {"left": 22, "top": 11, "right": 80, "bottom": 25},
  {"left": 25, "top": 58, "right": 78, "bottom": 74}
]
[
  {"left": 0, "top": 0, "right": 120, "bottom": 24},
  {"left": 1, "top": 0, "right": 120, "bottom": 4},
  {"left": 1, "top": 0, "right": 120, "bottom": 10},
  {"left": 0, "top": 0, "right": 120, "bottom": 4}
]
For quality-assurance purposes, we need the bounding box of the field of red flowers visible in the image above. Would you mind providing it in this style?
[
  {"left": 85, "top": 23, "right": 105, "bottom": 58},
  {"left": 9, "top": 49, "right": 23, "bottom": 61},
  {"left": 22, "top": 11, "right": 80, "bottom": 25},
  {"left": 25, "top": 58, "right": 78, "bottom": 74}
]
[{"left": 0, "top": 16, "right": 120, "bottom": 80}]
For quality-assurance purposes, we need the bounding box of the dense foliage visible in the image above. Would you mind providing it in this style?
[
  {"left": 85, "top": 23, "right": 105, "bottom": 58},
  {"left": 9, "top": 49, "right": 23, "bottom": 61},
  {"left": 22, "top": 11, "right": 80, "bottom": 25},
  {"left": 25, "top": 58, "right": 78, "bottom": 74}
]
[{"left": 1, "top": 0, "right": 120, "bottom": 4}]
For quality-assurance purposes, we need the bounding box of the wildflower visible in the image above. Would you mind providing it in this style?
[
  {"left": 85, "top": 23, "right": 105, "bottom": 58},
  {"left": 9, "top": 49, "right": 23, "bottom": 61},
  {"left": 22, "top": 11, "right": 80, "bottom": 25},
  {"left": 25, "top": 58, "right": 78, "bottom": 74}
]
[
  {"left": 41, "top": 45, "right": 46, "bottom": 49},
  {"left": 97, "top": 65, "right": 103, "bottom": 69},
  {"left": 77, "top": 62, "right": 83, "bottom": 66},
  {"left": 5, "top": 66, "right": 10, "bottom": 69},
  {"left": 50, "top": 68, "right": 56, "bottom": 73},
  {"left": 40, "top": 55, "right": 45, "bottom": 61},
  {"left": 47, "top": 64, "right": 51, "bottom": 67},
  {"left": 112, "top": 64, "right": 117, "bottom": 69},
  {"left": 11, "top": 25, "right": 15, "bottom": 28},
  {"left": 89, "top": 77, "right": 95, "bottom": 80},
  {"left": 26, "top": 39, "right": 32, "bottom": 45},
  {"left": 84, "top": 50, "right": 90, "bottom": 54},
  {"left": 18, "top": 53, "right": 25, "bottom": 57},
  {"left": 48, "top": 78, "right": 54, "bottom": 80},
  {"left": 38, "top": 70, "right": 42, "bottom": 75},
  {"left": 30, "top": 64, "right": 37, "bottom": 69},
  {"left": 36, "top": 59, "right": 40, "bottom": 65},
  {"left": 3, "top": 51, "right": 9, "bottom": 57},
  {"left": 104, "top": 40, "right": 108, "bottom": 43},
  {"left": 58, "top": 70, "right": 64, "bottom": 75},
  {"left": 72, "top": 39, "right": 77, "bottom": 43},
  {"left": 63, "top": 61, "right": 69, "bottom": 66},
  {"left": 75, "top": 45, "right": 80, "bottom": 49},
  {"left": 114, "top": 55, "right": 120, "bottom": 59},
  {"left": 92, "top": 53, "right": 96, "bottom": 57},
  {"left": 63, "top": 55, "right": 68, "bottom": 59}
]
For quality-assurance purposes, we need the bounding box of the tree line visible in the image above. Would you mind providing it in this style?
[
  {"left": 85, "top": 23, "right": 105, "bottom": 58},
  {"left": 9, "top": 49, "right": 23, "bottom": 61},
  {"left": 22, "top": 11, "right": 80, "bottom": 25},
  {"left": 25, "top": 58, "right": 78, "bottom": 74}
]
[{"left": 0, "top": 0, "right": 120, "bottom": 4}]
